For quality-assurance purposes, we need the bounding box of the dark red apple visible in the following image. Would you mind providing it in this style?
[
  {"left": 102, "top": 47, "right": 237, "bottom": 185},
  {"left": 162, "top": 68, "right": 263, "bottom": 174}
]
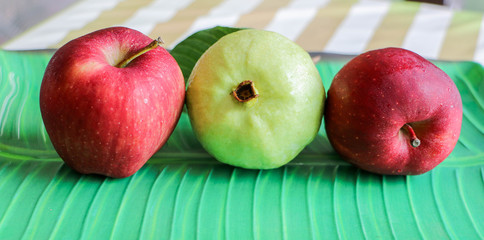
[
  {"left": 40, "top": 27, "right": 185, "bottom": 178},
  {"left": 324, "top": 47, "right": 462, "bottom": 175}
]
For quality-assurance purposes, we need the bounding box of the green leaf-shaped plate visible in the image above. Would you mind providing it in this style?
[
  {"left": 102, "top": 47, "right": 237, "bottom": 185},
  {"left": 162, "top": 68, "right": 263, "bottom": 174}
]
[{"left": 0, "top": 50, "right": 483, "bottom": 239}]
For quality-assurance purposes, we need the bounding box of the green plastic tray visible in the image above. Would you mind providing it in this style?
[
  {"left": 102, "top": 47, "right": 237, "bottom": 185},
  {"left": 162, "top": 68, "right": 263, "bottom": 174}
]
[{"left": 0, "top": 50, "right": 483, "bottom": 239}]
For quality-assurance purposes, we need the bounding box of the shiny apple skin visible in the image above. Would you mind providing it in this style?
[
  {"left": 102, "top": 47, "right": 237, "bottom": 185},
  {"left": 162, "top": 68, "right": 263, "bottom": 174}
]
[
  {"left": 40, "top": 27, "right": 185, "bottom": 178},
  {"left": 324, "top": 48, "right": 462, "bottom": 175}
]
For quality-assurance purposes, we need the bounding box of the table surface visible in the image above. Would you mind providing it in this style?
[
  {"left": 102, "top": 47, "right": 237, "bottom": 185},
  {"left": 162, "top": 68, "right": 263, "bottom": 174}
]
[
  {"left": 2, "top": 0, "right": 484, "bottom": 65},
  {"left": 0, "top": 0, "right": 78, "bottom": 45}
]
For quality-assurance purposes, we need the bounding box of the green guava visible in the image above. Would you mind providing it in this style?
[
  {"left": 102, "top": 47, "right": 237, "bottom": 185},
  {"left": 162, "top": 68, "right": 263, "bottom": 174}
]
[{"left": 186, "top": 29, "right": 325, "bottom": 169}]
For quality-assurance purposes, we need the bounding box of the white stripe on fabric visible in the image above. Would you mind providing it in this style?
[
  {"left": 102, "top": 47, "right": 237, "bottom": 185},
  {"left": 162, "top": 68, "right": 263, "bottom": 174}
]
[
  {"left": 168, "top": 0, "right": 264, "bottom": 48},
  {"left": 122, "top": 0, "right": 195, "bottom": 35},
  {"left": 401, "top": 3, "right": 454, "bottom": 60},
  {"left": 284, "top": 0, "right": 330, "bottom": 9},
  {"left": 473, "top": 15, "right": 484, "bottom": 66},
  {"left": 323, "top": 0, "right": 391, "bottom": 55},
  {"left": 2, "top": 0, "right": 121, "bottom": 50},
  {"left": 265, "top": 0, "right": 331, "bottom": 41}
]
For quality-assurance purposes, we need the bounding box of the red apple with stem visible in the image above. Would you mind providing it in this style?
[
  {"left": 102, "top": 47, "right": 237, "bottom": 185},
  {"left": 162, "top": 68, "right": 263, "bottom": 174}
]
[
  {"left": 40, "top": 27, "right": 185, "bottom": 178},
  {"left": 324, "top": 47, "right": 462, "bottom": 175}
]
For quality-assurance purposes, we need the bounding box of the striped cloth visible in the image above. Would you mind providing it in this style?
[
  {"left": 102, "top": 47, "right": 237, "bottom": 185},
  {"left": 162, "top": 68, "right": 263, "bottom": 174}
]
[{"left": 3, "top": 0, "right": 484, "bottom": 65}]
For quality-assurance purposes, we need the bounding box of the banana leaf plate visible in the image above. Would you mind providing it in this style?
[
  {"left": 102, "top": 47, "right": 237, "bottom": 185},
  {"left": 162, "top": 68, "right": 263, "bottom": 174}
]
[{"left": 0, "top": 50, "right": 483, "bottom": 240}]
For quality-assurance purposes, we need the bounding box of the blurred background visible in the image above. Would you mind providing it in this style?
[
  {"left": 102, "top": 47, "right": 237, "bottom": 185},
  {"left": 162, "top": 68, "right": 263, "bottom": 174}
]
[
  {"left": 0, "top": 0, "right": 78, "bottom": 45},
  {"left": 0, "top": 0, "right": 483, "bottom": 46}
]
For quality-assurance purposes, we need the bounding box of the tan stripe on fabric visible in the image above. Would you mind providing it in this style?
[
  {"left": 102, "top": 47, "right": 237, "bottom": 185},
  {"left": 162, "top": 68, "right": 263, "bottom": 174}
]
[
  {"left": 52, "top": 0, "right": 154, "bottom": 48},
  {"left": 234, "top": 0, "right": 292, "bottom": 29},
  {"left": 295, "top": 0, "right": 356, "bottom": 52},
  {"left": 439, "top": 11, "right": 483, "bottom": 61},
  {"left": 149, "top": 0, "right": 225, "bottom": 46},
  {"left": 365, "top": 1, "right": 420, "bottom": 51}
]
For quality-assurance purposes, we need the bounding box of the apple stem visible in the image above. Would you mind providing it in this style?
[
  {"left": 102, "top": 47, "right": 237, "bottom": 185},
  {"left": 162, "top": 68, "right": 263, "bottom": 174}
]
[
  {"left": 232, "top": 80, "right": 259, "bottom": 103},
  {"left": 116, "top": 37, "right": 164, "bottom": 68},
  {"left": 403, "top": 123, "right": 421, "bottom": 147}
]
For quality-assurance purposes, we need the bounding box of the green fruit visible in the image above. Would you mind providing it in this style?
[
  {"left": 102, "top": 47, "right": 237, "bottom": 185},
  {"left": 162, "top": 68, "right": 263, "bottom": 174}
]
[{"left": 186, "top": 29, "right": 325, "bottom": 169}]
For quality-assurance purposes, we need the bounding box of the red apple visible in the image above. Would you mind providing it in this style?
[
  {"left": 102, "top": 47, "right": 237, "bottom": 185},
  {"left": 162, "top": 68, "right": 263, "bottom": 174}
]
[
  {"left": 324, "top": 47, "right": 462, "bottom": 175},
  {"left": 40, "top": 27, "right": 185, "bottom": 178}
]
